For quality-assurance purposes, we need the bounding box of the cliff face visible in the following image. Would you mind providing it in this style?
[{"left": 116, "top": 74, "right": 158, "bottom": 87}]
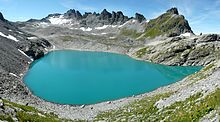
[{"left": 0, "top": 13, "right": 52, "bottom": 104}]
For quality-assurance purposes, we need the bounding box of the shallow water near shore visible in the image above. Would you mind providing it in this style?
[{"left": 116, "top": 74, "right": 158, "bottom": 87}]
[{"left": 24, "top": 50, "right": 202, "bottom": 105}]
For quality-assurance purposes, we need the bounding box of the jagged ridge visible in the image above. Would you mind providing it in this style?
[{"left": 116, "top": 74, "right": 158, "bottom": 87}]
[{"left": 28, "top": 8, "right": 146, "bottom": 27}]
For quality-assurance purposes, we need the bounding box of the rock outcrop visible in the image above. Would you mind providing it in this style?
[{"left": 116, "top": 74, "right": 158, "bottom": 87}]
[
  {"left": 166, "top": 7, "right": 179, "bottom": 15},
  {"left": 64, "top": 9, "right": 82, "bottom": 20},
  {"left": 135, "top": 13, "right": 146, "bottom": 23},
  {"left": 0, "top": 12, "right": 52, "bottom": 78},
  {"left": 197, "top": 34, "right": 220, "bottom": 43},
  {"left": 0, "top": 12, "right": 5, "bottom": 21},
  {"left": 79, "top": 9, "right": 130, "bottom": 26}
]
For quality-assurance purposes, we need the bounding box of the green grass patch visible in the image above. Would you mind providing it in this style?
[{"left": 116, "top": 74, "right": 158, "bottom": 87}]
[
  {"left": 1, "top": 99, "right": 78, "bottom": 122},
  {"left": 135, "top": 47, "right": 149, "bottom": 58},
  {"left": 187, "top": 63, "right": 215, "bottom": 83},
  {"left": 94, "top": 88, "right": 220, "bottom": 121},
  {"left": 119, "top": 28, "right": 142, "bottom": 39},
  {"left": 61, "top": 36, "right": 74, "bottom": 42},
  {"left": 162, "top": 89, "right": 220, "bottom": 121},
  {"left": 94, "top": 93, "right": 172, "bottom": 121},
  {"left": 0, "top": 115, "right": 14, "bottom": 122},
  {"left": 16, "top": 111, "right": 61, "bottom": 122},
  {"left": 3, "top": 99, "right": 38, "bottom": 112},
  {"left": 142, "top": 13, "right": 189, "bottom": 39}
]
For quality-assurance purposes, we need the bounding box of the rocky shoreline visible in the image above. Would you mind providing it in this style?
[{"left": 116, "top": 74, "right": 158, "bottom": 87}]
[
  {"left": 2, "top": 43, "right": 219, "bottom": 121},
  {"left": 1, "top": 7, "right": 220, "bottom": 121}
]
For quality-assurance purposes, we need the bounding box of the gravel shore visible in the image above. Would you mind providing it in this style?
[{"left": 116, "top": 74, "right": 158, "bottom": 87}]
[{"left": 2, "top": 45, "right": 220, "bottom": 120}]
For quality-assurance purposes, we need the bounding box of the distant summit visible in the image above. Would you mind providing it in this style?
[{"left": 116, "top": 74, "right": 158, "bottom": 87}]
[
  {"left": 142, "top": 7, "right": 193, "bottom": 38},
  {"left": 28, "top": 9, "right": 146, "bottom": 27},
  {"left": 0, "top": 12, "right": 5, "bottom": 21},
  {"left": 64, "top": 9, "right": 82, "bottom": 20},
  {"left": 135, "top": 13, "right": 146, "bottom": 23},
  {"left": 166, "top": 7, "right": 179, "bottom": 15},
  {"left": 24, "top": 8, "right": 193, "bottom": 38}
]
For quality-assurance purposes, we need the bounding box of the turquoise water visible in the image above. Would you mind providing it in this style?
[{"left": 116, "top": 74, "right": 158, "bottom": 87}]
[{"left": 24, "top": 50, "right": 202, "bottom": 105}]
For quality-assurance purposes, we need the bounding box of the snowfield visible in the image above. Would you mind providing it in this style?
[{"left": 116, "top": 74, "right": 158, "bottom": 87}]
[
  {"left": 0, "top": 32, "right": 20, "bottom": 42},
  {"left": 48, "top": 15, "right": 71, "bottom": 25}
]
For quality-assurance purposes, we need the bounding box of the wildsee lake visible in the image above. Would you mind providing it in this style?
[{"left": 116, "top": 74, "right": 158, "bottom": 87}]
[{"left": 24, "top": 50, "right": 202, "bottom": 105}]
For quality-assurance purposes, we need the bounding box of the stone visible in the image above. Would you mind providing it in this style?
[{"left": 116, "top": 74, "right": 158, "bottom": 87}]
[{"left": 80, "top": 105, "right": 85, "bottom": 108}]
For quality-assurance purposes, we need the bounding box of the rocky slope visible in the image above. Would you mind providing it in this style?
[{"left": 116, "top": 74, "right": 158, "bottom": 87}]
[
  {"left": 132, "top": 34, "right": 220, "bottom": 66},
  {"left": 0, "top": 12, "right": 55, "bottom": 121},
  {"left": 0, "top": 8, "right": 220, "bottom": 121}
]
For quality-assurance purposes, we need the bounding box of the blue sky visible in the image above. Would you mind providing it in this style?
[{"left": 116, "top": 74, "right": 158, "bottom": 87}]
[{"left": 0, "top": 0, "right": 220, "bottom": 34}]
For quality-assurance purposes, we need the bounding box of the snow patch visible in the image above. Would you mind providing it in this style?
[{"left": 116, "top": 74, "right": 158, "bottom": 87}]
[
  {"left": 80, "top": 27, "right": 92, "bottom": 31},
  {"left": 48, "top": 15, "right": 71, "bottom": 25},
  {"left": 95, "top": 25, "right": 109, "bottom": 30},
  {"left": 17, "top": 31, "right": 23, "bottom": 34},
  {"left": 9, "top": 73, "right": 18, "bottom": 77},
  {"left": 0, "top": 32, "right": 19, "bottom": 42},
  {"left": 118, "top": 19, "right": 138, "bottom": 28},
  {"left": 131, "top": 20, "right": 137, "bottom": 23},
  {"left": 28, "top": 37, "right": 37, "bottom": 40},
  {"left": 110, "top": 37, "right": 116, "bottom": 39},
  {"left": 180, "top": 33, "right": 192, "bottom": 37},
  {"left": 39, "top": 22, "right": 50, "bottom": 28},
  {"left": 101, "top": 33, "right": 107, "bottom": 35},
  {"left": 91, "top": 33, "right": 99, "bottom": 35},
  {"left": 111, "top": 25, "right": 117, "bottom": 28},
  {"left": 18, "top": 49, "right": 33, "bottom": 61},
  {"left": 95, "top": 25, "right": 117, "bottom": 30}
]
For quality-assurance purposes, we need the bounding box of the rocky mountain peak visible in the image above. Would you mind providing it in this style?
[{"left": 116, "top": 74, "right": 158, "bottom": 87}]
[
  {"left": 66, "top": 9, "right": 76, "bottom": 15},
  {"left": 0, "top": 12, "right": 5, "bottom": 21},
  {"left": 64, "top": 9, "right": 82, "bottom": 19},
  {"left": 143, "top": 8, "right": 193, "bottom": 38},
  {"left": 135, "top": 13, "right": 146, "bottom": 23},
  {"left": 166, "top": 7, "right": 179, "bottom": 15},
  {"left": 100, "top": 9, "right": 112, "bottom": 20}
]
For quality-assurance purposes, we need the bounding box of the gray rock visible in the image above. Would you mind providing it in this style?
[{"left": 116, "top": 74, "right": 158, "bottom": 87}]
[
  {"left": 166, "top": 7, "right": 179, "bottom": 15},
  {"left": 64, "top": 9, "right": 82, "bottom": 20},
  {"left": 197, "top": 34, "right": 220, "bottom": 43},
  {"left": 0, "top": 12, "right": 5, "bottom": 21},
  {"left": 135, "top": 13, "right": 146, "bottom": 23}
]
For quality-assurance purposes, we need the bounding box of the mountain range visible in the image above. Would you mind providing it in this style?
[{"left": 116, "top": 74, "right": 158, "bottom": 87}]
[{"left": 0, "top": 7, "right": 220, "bottom": 121}]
